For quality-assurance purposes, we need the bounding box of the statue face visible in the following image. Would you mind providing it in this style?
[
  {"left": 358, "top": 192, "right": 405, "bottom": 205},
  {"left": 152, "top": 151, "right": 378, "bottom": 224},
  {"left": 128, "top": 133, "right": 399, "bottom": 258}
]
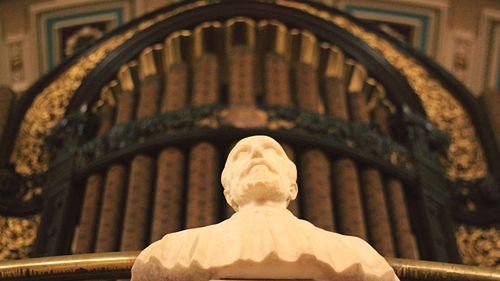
[{"left": 221, "top": 136, "right": 297, "bottom": 210}]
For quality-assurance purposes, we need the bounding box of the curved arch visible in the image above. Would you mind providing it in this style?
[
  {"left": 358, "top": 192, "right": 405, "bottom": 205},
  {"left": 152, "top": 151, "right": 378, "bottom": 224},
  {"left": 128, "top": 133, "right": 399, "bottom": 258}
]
[{"left": 68, "top": 0, "right": 425, "bottom": 115}]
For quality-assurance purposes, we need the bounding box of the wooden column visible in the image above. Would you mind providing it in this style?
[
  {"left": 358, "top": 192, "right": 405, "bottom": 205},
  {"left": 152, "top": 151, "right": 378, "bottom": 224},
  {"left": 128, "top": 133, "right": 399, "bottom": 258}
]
[
  {"left": 260, "top": 21, "right": 291, "bottom": 106},
  {"left": 151, "top": 148, "right": 185, "bottom": 241},
  {"left": 227, "top": 18, "right": 256, "bottom": 107},
  {"left": 120, "top": 46, "right": 162, "bottom": 251},
  {"left": 161, "top": 31, "right": 191, "bottom": 112},
  {"left": 348, "top": 76, "right": 395, "bottom": 256},
  {"left": 191, "top": 22, "right": 221, "bottom": 106},
  {"left": 291, "top": 30, "right": 324, "bottom": 113},
  {"left": 386, "top": 178, "right": 419, "bottom": 259},
  {"left": 185, "top": 22, "right": 222, "bottom": 228},
  {"left": 95, "top": 62, "right": 138, "bottom": 252},
  {"left": 73, "top": 85, "right": 115, "bottom": 253},
  {"left": 321, "top": 45, "right": 347, "bottom": 117},
  {"left": 300, "top": 150, "right": 335, "bottom": 230},
  {"left": 186, "top": 142, "right": 219, "bottom": 228},
  {"left": 374, "top": 95, "right": 419, "bottom": 259},
  {"left": 322, "top": 53, "right": 366, "bottom": 239},
  {"left": 359, "top": 167, "right": 395, "bottom": 256},
  {"left": 150, "top": 32, "right": 191, "bottom": 242},
  {"left": 73, "top": 174, "right": 103, "bottom": 253},
  {"left": 291, "top": 31, "right": 333, "bottom": 229}
]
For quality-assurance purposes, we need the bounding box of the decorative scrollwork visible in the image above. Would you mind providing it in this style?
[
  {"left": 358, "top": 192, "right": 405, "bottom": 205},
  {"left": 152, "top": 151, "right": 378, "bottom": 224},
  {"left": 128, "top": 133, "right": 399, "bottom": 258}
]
[
  {"left": 45, "top": 111, "right": 95, "bottom": 158},
  {"left": 266, "top": 106, "right": 412, "bottom": 170},
  {"left": 456, "top": 225, "right": 500, "bottom": 269},
  {"left": 0, "top": 164, "right": 43, "bottom": 217},
  {"left": 452, "top": 176, "right": 500, "bottom": 212},
  {"left": 0, "top": 215, "right": 40, "bottom": 260},
  {"left": 77, "top": 105, "right": 413, "bottom": 172}
]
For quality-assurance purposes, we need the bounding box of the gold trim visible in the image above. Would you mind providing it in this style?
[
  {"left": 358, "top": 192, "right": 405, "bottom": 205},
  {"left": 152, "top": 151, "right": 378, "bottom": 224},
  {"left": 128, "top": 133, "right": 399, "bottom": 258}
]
[
  {"left": 290, "top": 29, "right": 318, "bottom": 69},
  {"left": 346, "top": 60, "right": 367, "bottom": 94},
  {"left": 165, "top": 30, "right": 192, "bottom": 68},
  {"left": 258, "top": 20, "right": 289, "bottom": 57},
  {"left": 0, "top": 215, "right": 39, "bottom": 261},
  {"left": 0, "top": 251, "right": 135, "bottom": 280},
  {"left": 1, "top": 252, "right": 499, "bottom": 281},
  {"left": 193, "top": 21, "right": 223, "bottom": 59},
  {"left": 456, "top": 225, "right": 500, "bottom": 269},
  {"left": 139, "top": 47, "right": 157, "bottom": 80},
  {"left": 273, "top": 0, "right": 488, "bottom": 180},
  {"left": 226, "top": 17, "right": 256, "bottom": 49},
  {"left": 319, "top": 43, "right": 344, "bottom": 78},
  {"left": 118, "top": 61, "right": 139, "bottom": 92}
]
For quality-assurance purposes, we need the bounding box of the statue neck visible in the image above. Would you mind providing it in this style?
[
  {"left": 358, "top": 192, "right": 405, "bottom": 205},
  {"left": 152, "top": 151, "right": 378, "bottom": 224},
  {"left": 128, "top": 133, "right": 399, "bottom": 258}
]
[{"left": 237, "top": 201, "right": 288, "bottom": 213}]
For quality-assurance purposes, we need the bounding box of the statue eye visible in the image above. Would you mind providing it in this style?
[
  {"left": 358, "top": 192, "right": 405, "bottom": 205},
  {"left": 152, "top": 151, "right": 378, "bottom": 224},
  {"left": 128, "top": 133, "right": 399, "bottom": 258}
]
[
  {"left": 233, "top": 150, "right": 249, "bottom": 161},
  {"left": 265, "top": 147, "right": 279, "bottom": 156}
]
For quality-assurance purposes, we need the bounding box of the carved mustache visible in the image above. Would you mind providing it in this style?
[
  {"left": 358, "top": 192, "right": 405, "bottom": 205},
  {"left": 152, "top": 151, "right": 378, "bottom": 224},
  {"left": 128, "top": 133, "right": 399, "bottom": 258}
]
[{"left": 241, "top": 159, "right": 277, "bottom": 177}]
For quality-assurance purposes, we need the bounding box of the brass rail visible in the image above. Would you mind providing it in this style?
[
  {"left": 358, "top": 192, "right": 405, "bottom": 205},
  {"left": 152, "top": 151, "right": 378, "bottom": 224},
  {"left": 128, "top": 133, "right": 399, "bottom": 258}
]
[{"left": 0, "top": 252, "right": 499, "bottom": 280}]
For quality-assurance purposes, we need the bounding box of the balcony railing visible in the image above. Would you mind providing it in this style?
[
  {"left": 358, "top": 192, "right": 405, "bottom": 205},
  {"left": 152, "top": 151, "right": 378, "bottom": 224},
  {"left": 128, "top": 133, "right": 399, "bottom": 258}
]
[{"left": 0, "top": 252, "right": 499, "bottom": 281}]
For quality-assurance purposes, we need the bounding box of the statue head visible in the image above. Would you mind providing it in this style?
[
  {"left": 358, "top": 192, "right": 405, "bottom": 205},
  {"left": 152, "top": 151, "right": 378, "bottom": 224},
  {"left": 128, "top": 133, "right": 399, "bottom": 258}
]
[{"left": 221, "top": 135, "right": 298, "bottom": 211}]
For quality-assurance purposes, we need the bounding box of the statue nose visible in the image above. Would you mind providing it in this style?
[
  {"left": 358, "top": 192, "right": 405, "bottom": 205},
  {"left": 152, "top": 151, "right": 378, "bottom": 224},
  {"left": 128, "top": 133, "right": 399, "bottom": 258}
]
[{"left": 251, "top": 148, "right": 263, "bottom": 158}]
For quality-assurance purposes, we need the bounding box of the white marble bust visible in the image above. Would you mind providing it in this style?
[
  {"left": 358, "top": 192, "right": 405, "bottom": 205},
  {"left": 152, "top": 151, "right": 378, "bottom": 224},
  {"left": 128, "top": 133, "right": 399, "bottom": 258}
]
[{"left": 132, "top": 135, "right": 399, "bottom": 281}]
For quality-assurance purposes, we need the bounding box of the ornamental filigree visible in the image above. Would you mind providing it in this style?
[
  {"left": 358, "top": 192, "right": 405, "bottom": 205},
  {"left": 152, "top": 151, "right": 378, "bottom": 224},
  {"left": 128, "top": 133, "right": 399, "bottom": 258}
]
[
  {"left": 456, "top": 225, "right": 500, "bottom": 269},
  {"left": 0, "top": 215, "right": 40, "bottom": 260},
  {"left": 76, "top": 105, "right": 412, "bottom": 173}
]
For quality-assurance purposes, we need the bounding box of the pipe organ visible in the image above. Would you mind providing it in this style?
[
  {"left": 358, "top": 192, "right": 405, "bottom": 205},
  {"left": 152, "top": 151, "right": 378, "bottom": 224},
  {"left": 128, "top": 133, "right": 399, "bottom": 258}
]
[
  {"left": 1, "top": 0, "right": 498, "bottom": 273},
  {"left": 65, "top": 18, "right": 424, "bottom": 259}
]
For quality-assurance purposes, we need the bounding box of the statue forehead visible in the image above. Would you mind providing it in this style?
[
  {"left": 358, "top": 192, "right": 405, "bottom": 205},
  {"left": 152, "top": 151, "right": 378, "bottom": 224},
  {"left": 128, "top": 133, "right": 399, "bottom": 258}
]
[{"left": 233, "top": 135, "right": 282, "bottom": 149}]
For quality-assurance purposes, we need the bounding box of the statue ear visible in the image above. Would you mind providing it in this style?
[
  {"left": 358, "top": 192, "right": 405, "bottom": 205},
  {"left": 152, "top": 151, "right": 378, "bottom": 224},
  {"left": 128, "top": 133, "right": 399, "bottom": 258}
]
[
  {"left": 223, "top": 189, "right": 238, "bottom": 211},
  {"left": 289, "top": 183, "right": 298, "bottom": 201}
]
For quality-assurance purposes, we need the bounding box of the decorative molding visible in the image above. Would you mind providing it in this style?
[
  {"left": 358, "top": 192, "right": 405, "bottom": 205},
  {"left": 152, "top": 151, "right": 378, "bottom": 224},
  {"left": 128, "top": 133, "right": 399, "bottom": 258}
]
[
  {"left": 451, "top": 175, "right": 500, "bottom": 224},
  {"left": 338, "top": 0, "right": 449, "bottom": 63},
  {"left": 0, "top": 214, "right": 40, "bottom": 261},
  {"left": 471, "top": 8, "right": 500, "bottom": 94},
  {"left": 74, "top": 105, "right": 414, "bottom": 174},
  {"left": 5, "top": 34, "right": 30, "bottom": 93},
  {"left": 456, "top": 225, "right": 500, "bottom": 269},
  {"left": 445, "top": 31, "right": 475, "bottom": 92}
]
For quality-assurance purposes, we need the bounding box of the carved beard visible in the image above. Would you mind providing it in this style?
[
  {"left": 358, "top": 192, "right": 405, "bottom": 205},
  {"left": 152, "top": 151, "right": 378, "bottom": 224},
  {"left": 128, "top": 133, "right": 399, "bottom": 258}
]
[{"left": 235, "top": 174, "right": 289, "bottom": 205}]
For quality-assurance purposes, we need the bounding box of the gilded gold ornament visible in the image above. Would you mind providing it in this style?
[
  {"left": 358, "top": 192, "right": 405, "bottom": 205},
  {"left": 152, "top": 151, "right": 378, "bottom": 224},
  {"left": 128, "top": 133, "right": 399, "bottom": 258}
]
[
  {"left": 0, "top": 215, "right": 40, "bottom": 261},
  {"left": 456, "top": 225, "right": 500, "bottom": 269}
]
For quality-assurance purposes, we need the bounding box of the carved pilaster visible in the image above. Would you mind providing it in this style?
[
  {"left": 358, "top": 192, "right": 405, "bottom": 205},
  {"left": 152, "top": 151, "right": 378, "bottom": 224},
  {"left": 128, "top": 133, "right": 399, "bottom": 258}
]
[
  {"left": 34, "top": 111, "right": 94, "bottom": 256},
  {"left": 397, "top": 108, "right": 459, "bottom": 262}
]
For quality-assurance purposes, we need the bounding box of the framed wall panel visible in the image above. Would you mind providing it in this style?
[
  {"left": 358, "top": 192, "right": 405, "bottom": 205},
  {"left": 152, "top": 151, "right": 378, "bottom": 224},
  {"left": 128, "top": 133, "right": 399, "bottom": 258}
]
[
  {"left": 29, "top": 0, "right": 135, "bottom": 75},
  {"left": 446, "top": 30, "right": 475, "bottom": 92},
  {"left": 4, "top": 34, "right": 30, "bottom": 93},
  {"left": 472, "top": 8, "right": 500, "bottom": 94},
  {"left": 338, "top": 0, "right": 449, "bottom": 63}
]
